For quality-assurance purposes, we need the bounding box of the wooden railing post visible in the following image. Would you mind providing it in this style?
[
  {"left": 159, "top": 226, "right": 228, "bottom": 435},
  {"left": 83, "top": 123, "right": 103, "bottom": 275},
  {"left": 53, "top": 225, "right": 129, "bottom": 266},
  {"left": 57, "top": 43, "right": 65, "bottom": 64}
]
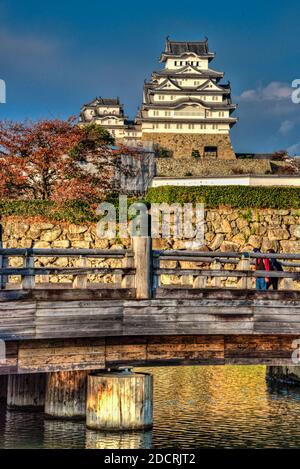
[
  {"left": 180, "top": 272, "right": 193, "bottom": 287},
  {"left": 73, "top": 256, "right": 87, "bottom": 289},
  {"left": 211, "top": 259, "right": 222, "bottom": 288},
  {"left": 238, "top": 254, "right": 251, "bottom": 290},
  {"left": 132, "top": 237, "right": 152, "bottom": 299},
  {"left": 152, "top": 252, "right": 160, "bottom": 293},
  {"left": 22, "top": 253, "right": 35, "bottom": 290},
  {"left": 121, "top": 251, "right": 135, "bottom": 289},
  {"left": 193, "top": 272, "right": 207, "bottom": 289},
  {"left": 0, "top": 224, "right": 7, "bottom": 290},
  {"left": 0, "top": 255, "right": 8, "bottom": 290}
]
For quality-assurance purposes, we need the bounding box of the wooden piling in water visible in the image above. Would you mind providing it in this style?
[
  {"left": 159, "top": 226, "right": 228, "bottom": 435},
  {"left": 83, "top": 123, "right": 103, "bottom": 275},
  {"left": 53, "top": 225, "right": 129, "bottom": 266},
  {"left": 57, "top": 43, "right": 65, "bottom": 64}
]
[
  {"left": 86, "top": 370, "right": 153, "bottom": 431},
  {"left": 0, "top": 375, "right": 8, "bottom": 403},
  {"left": 45, "top": 371, "right": 87, "bottom": 420},
  {"left": 7, "top": 373, "right": 46, "bottom": 410}
]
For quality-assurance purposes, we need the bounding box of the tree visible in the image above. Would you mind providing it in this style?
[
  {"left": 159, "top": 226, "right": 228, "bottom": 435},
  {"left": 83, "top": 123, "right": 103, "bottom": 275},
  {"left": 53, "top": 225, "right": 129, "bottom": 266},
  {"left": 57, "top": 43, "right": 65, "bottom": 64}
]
[
  {"left": 0, "top": 118, "right": 82, "bottom": 199},
  {"left": 0, "top": 119, "right": 141, "bottom": 202}
]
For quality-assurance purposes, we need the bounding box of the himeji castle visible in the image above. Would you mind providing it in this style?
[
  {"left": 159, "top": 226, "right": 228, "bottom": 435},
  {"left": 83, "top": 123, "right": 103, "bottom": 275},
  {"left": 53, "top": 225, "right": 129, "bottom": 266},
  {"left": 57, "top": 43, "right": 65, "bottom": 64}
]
[{"left": 80, "top": 38, "right": 238, "bottom": 159}]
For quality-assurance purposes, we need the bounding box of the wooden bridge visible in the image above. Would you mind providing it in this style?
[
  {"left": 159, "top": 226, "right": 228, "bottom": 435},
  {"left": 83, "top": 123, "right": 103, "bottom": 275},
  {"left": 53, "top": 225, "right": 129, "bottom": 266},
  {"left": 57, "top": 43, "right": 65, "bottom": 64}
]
[{"left": 1, "top": 239, "right": 300, "bottom": 375}]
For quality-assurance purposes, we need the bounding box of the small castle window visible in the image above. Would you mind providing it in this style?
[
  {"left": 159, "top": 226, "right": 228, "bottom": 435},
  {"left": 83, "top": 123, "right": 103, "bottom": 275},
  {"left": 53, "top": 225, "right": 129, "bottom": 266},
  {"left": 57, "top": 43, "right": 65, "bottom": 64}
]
[
  {"left": 204, "top": 146, "right": 218, "bottom": 158},
  {"left": 176, "top": 123, "right": 182, "bottom": 129},
  {"left": 188, "top": 124, "right": 194, "bottom": 130}
]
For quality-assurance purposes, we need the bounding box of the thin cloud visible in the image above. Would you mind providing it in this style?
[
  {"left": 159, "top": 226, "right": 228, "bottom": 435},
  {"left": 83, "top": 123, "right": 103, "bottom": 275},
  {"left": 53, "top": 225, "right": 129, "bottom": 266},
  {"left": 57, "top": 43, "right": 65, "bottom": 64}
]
[
  {"left": 238, "top": 81, "right": 292, "bottom": 102},
  {"left": 279, "top": 120, "right": 295, "bottom": 135},
  {"left": 0, "top": 28, "right": 62, "bottom": 77}
]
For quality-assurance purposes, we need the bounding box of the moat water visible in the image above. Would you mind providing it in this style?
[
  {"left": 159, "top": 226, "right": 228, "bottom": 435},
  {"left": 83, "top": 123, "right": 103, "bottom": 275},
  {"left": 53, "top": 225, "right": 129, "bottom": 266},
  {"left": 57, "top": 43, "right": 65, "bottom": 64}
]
[{"left": 1, "top": 365, "right": 300, "bottom": 449}]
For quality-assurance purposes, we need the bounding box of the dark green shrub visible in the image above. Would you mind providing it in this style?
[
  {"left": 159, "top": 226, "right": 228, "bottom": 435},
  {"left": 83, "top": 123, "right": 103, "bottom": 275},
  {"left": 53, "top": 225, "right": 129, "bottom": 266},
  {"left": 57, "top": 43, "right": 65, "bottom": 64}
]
[{"left": 145, "top": 186, "right": 300, "bottom": 209}]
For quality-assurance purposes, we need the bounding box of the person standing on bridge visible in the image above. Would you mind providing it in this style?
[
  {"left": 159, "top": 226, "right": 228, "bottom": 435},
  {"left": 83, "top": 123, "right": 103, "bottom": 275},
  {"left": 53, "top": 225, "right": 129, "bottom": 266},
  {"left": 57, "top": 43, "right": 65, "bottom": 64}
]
[
  {"left": 253, "top": 248, "right": 270, "bottom": 290},
  {"left": 266, "top": 248, "right": 283, "bottom": 290}
]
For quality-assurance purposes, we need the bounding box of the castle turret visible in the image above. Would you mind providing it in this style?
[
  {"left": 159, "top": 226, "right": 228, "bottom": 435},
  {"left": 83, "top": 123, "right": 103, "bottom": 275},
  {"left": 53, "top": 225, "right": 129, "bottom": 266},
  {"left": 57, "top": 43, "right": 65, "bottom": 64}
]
[{"left": 80, "top": 97, "right": 141, "bottom": 140}]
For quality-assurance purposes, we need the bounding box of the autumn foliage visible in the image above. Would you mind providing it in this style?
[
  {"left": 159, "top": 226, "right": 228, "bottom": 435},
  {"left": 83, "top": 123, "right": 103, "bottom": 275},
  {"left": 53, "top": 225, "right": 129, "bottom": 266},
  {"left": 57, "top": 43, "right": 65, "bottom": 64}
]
[{"left": 0, "top": 119, "right": 140, "bottom": 202}]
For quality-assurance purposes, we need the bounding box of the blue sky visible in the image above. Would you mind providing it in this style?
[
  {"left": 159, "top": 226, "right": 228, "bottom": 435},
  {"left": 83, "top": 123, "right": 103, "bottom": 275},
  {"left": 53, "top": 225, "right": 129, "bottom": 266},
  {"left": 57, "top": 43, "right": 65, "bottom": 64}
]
[{"left": 0, "top": 0, "right": 299, "bottom": 153}]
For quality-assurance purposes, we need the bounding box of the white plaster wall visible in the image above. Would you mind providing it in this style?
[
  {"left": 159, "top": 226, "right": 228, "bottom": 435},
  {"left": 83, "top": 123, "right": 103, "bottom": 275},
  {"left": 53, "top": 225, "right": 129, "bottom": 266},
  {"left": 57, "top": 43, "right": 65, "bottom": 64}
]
[
  {"left": 142, "top": 123, "right": 230, "bottom": 134},
  {"left": 151, "top": 176, "right": 300, "bottom": 187},
  {"left": 165, "top": 56, "right": 209, "bottom": 70}
]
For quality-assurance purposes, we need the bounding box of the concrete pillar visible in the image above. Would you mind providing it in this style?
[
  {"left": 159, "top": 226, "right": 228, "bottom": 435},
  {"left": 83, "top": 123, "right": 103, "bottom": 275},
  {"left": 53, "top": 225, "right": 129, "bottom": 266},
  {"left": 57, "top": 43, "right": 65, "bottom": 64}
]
[
  {"left": 86, "top": 370, "right": 153, "bottom": 431},
  {"left": 0, "top": 375, "right": 8, "bottom": 403},
  {"left": 45, "top": 371, "right": 87, "bottom": 420},
  {"left": 7, "top": 373, "right": 46, "bottom": 410}
]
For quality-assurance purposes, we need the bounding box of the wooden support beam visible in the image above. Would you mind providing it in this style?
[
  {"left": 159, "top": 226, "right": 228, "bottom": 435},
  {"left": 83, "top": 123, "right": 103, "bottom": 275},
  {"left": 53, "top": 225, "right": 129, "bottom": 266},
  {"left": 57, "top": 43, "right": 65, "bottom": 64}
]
[
  {"left": 7, "top": 373, "right": 46, "bottom": 410},
  {"left": 132, "top": 237, "right": 152, "bottom": 300},
  {"left": 0, "top": 255, "right": 8, "bottom": 290},
  {"left": 22, "top": 254, "right": 35, "bottom": 290},
  {"left": 86, "top": 370, "right": 153, "bottom": 431},
  {"left": 45, "top": 370, "right": 88, "bottom": 419},
  {"left": 121, "top": 252, "right": 135, "bottom": 289},
  {"left": 72, "top": 256, "right": 87, "bottom": 289}
]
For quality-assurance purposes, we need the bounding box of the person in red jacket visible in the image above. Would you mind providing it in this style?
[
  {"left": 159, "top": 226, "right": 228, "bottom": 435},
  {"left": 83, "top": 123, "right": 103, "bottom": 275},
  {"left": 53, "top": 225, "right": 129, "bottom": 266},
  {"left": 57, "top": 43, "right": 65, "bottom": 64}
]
[{"left": 253, "top": 248, "right": 270, "bottom": 290}]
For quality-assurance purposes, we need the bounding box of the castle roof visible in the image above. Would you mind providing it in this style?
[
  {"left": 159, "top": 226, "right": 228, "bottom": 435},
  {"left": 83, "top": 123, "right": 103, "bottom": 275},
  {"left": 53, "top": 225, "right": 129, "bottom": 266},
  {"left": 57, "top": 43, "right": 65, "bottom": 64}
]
[
  {"left": 152, "top": 66, "right": 224, "bottom": 79},
  {"left": 167, "top": 40, "right": 208, "bottom": 55},
  {"left": 83, "top": 97, "right": 121, "bottom": 108},
  {"left": 161, "top": 38, "right": 215, "bottom": 62},
  {"left": 141, "top": 97, "right": 237, "bottom": 111}
]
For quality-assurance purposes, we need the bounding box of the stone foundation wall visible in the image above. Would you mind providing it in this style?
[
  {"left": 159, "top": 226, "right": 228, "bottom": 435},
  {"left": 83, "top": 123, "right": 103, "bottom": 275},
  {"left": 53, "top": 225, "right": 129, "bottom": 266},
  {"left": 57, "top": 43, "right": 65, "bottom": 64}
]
[
  {"left": 156, "top": 158, "right": 272, "bottom": 177},
  {"left": 142, "top": 132, "right": 236, "bottom": 159}
]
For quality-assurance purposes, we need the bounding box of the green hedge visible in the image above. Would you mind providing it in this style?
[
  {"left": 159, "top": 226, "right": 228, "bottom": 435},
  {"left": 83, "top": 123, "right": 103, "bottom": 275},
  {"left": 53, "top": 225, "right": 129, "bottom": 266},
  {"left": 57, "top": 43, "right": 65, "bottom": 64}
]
[
  {"left": 0, "top": 200, "right": 100, "bottom": 223},
  {"left": 145, "top": 186, "right": 300, "bottom": 209},
  {"left": 0, "top": 186, "right": 299, "bottom": 223}
]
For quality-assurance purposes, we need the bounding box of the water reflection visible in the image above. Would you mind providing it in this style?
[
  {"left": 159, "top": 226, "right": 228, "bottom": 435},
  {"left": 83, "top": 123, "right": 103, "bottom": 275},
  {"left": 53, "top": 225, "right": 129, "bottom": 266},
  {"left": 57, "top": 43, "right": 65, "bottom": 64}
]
[
  {"left": 3, "top": 408, "right": 44, "bottom": 449},
  {"left": 44, "top": 419, "right": 86, "bottom": 449},
  {"left": 86, "top": 430, "right": 152, "bottom": 449},
  {"left": 1, "top": 366, "right": 300, "bottom": 448}
]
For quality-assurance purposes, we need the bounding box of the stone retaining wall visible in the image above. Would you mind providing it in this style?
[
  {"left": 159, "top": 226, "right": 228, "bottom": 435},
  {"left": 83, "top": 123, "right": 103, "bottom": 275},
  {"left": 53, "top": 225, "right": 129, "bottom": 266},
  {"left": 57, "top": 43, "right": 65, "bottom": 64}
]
[
  {"left": 156, "top": 158, "right": 272, "bottom": 177},
  {"left": 3, "top": 208, "right": 300, "bottom": 254},
  {"left": 142, "top": 133, "right": 236, "bottom": 159}
]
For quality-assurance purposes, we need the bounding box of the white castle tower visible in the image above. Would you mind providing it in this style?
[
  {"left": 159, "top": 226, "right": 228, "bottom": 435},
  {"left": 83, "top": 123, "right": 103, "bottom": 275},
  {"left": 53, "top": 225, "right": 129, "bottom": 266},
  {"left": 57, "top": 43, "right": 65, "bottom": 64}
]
[{"left": 137, "top": 38, "right": 237, "bottom": 159}]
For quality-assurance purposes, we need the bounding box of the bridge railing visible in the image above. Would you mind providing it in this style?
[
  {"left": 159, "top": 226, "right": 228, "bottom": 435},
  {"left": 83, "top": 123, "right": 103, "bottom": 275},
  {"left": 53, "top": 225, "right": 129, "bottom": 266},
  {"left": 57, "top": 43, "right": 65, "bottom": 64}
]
[
  {"left": 0, "top": 242, "right": 300, "bottom": 297},
  {"left": 152, "top": 250, "right": 300, "bottom": 292},
  {"left": 0, "top": 248, "right": 135, "bottom": 291}
]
